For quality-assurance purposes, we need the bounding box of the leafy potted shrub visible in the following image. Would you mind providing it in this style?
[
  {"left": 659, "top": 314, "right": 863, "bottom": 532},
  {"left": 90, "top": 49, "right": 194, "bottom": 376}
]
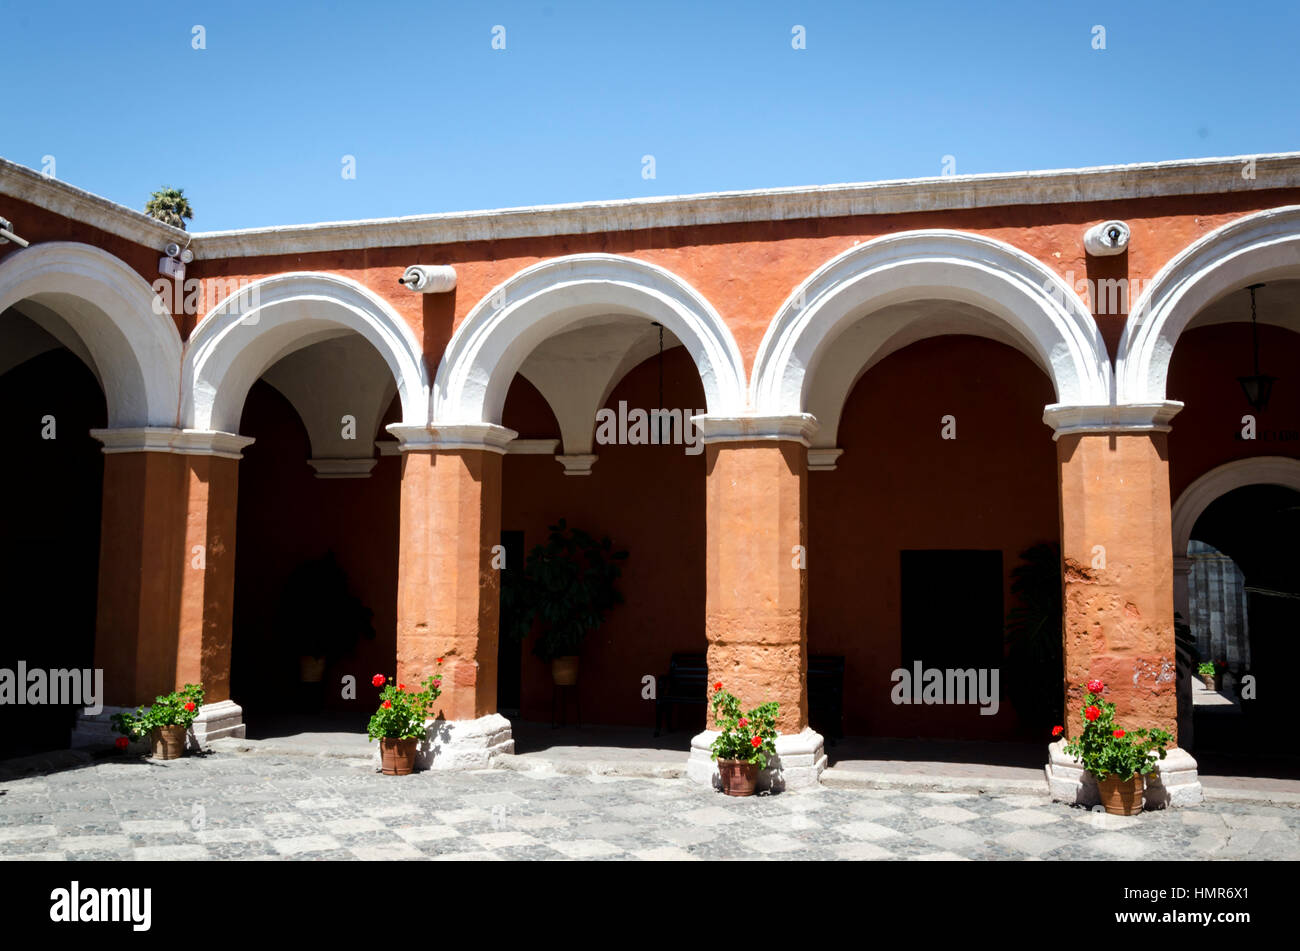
[
  {"left": 1197, "top": 661, "right": 1219, "bottom": 690},
  {"left": 708, "top": 683, "right": 779, "bottom": 797},
  {"left": 111, "top": 683, "right": 205, "bottom": 760},
  {"left": 500, "top": 519, "right": 627, "bottom": 685},
  {"left": 276, "top": 552, "right": 375, "bottom": 687},
  {"left": 1057, "top": 679, "right": 1173, "bottom": 815},
  {"left": 366, "top": 666, "right": 442, "bottom": 775}
]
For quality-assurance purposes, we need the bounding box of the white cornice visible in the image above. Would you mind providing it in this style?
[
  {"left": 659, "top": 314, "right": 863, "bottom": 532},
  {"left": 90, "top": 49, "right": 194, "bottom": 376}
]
[
  {"left": 7, "top": 153, "right": 1300, "bottom": 261},
  {"left": 1042, "top": 402, "right": 1185, "bottom": 439},
  {"left": 90, "top": 427, "right": 255, "bottom": 459},
  {"left": 692, "top": 413, "right": 819, "bottom": 446},
  {"left": 386, "top": 422, "right": 519, "bottom": 454},
  {"left": 0, "top": 158, "right": 188, "bottom": 253},
  {"left": 307, "top": 458, "right": 378, "bottom": 479}
]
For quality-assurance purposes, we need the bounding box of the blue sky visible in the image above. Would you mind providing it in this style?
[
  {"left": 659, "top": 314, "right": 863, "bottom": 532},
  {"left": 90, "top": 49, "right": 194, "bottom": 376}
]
[{"left": 3, "top": 1, "right": 1297, "bottom": 231}]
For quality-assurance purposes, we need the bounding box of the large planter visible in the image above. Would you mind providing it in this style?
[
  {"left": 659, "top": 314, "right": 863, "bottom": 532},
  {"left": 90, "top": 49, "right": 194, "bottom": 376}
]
[
  {"left": 1096, "top": 773, "right": 1145, "bottom": 815},
  {"left": 150, "top": 725, "right": 187, "bottom": 760},
  {"left": 1200, "top": 672, "right": 1217, "bottom": 691},
  {"left": 717, "top": 758, "right": 759, "bottom": 797},
  {"left": 551, "top": 655, "right": 580, "bottom": 686},
  {"left": 379, "top": 737, "right": 418, "bottom": 775},
  {"left": 299, "top": 655, "right": 327, "bottom": 683}
]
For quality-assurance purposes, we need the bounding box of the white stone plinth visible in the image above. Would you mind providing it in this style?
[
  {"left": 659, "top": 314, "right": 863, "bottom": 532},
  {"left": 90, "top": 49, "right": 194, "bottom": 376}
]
[
  {"left": 372, "top": 714, "right": 515, "bottom": 772},
  {"left": 688, "top": 728, "right": 827, "bottom": 792},
  {"left": 1045, "top": 739, "right": 1203, "bottom": 808},
  {"left": 72, "top": 699, "right": 245, "bottom": 752}
]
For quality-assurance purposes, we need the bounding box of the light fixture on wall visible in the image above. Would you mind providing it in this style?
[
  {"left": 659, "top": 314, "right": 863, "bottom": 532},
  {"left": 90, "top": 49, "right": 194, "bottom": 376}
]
[{"left": 1237, "top": 283, "right": 1276, "bottom": 412}]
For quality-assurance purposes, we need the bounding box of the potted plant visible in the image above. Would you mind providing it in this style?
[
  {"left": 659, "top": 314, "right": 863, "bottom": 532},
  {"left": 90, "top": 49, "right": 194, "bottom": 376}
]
[
  {"left": 111, "top": 683, "right": 205, "bottom": 760},
  {"left": 708, "top": 683, "right": 779, "bottom": 796},
  {"left": 277, "top": 552, "right": 375, "bottom": 691},
  {"left": 366, "top": 666, "right": 442, "bottom": 775},
  {"left": 500, "top": 519, "right": 627, "bottom": 685},
  {"left": 1057, "top": 679, "right": 1173, "bottom": 815},
  {"left": 1197, "top": 661, "right": 1218, "bottom": 690}
]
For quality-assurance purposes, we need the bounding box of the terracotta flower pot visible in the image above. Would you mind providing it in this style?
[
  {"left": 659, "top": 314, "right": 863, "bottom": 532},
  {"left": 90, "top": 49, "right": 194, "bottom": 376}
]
[
  {"left": 379, "top": 737, "right": 418, "bottom": 775},
  {"left": 1096, "top": 773, "right": 1145, "bottom": 815},
  {"left": 299, "top": 655, "right": 327, "bottom": 683},
  {"left": 150, "top": 725, "right": 187, "bottom": 760},
  {"left": 1201, "top": 673, "right": 1217, "bottom": 691},
  {"left": 717, "top": 758, "right": 759, "bottom": 797},
  {"left": 551, "top": 655, "right": 580, "bottom": 686}
]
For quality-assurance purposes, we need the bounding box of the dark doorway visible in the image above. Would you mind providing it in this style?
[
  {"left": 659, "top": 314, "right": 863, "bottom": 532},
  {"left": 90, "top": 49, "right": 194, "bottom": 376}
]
[
  {"left": 900, "top": 549, "right": 1004, "bottom": 671},
  {"left": 497, "top": 529, "right": 526, "bottom": 717}
]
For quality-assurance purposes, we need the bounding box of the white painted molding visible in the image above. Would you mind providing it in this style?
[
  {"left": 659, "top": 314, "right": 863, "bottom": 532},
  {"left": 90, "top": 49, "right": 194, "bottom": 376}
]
[
  {"left": 385, "top": 422, "right": 519, "bottom": 453},
  {"left": 0, "top": 242, "right": 183, "bottom": 428},
  {"left": 555, "top": 453, "right": 597, "bottom": 475},
  {"left": 1119, "top": 205, "right": 1300, "bottom": 404},
  {"left": 750, "top": 231, "right": 1112, "bottom": 447},
  {"left": 1170, "top": 456, "right": 1300, "bottom": 557},
  {"left": 1083, "top": 220, "right": 1130, "bottom": 256},
  {"left": 91, "top": 427, "right": 255, "bottom": 459},
  {"left": 398, "top": 264, "right": 456, "bottom": 293},
  {"left": 692, "top": 413, "right": 819, "bottom": 446},
  {"left": 687, "top": 728, "right": 827, "bottom": 792},
  {"left": 509, "top": 438, "right": 561, "bottom": 454},
  {"left": 433, "top": 254, "right": 746, "bottom": 428},
  {"left": 806, "top": 447, "right": 844, "bottom": 470},
  {"left": 307, "top": 458, "right": 378, "bottom": 478},
  {"left": 1041, "top": 401, "right": 1184, "bottom": 439}
]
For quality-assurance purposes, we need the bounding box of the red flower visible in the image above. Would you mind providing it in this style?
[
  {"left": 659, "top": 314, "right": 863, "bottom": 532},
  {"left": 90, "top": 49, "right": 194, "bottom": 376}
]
[
  {"left": 1086, "top": 679, "right": 1104, "bottom": 693},
  {"left": 750, "top": 736, "right": 762, "bottom": 748},
  {"left": 1113, "top": 729, "right": 1125, "bottom": 738},
  {"left": 714, "top": 682, "right": 722, "bottom": 691},
  {"left": 436, "top": 657, "right": 444, "bottom": 665},
  {"left": 382, "top": 700, "right": 392, "bottom": 710},
  {"left": 372, "top": 674, "right": 385, "bottom": 687},
  {"left": 114, "top": 736, "right": 129, "bottom": 750},
  {"left": 184, "top": 702, "right": 196, "bottom": 712},
  {"left": 738, "top": 718, "right": 748, "bottom": 728},
  {"left": 1051, "top": 725, "right": 1064, "bottom": 736},
  {"left": 1085, "top": 705, "right": 1100, "bottom": 721},
  {"left": 397, "top": 683, "right": 406, "bottom": 691}
]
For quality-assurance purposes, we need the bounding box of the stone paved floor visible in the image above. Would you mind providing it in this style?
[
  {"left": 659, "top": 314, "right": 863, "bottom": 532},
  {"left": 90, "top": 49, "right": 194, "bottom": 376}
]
[{"left": 1, "top": 751, "right": 1298, "bottom": 860}]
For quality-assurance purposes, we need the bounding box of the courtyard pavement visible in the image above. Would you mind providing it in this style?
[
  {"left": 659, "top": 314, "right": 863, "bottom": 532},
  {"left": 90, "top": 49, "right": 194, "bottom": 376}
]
[{"left": 1, "top": 749, "right": 1298, "bottom": 860}]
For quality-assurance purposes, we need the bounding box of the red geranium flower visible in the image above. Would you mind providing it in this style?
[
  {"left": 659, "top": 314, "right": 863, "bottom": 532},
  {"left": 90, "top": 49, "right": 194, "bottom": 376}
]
[
  {"left": 397, "top": 683, "right": 406, "bottom": 691},
  {"left": 382, "top": 700, "right": 392, "bottom": 710},
  {"left": 115, "top": 736, "right": 129, "bottom": 750},
  {"left": 1051, "top": 725, "right": 1064, "bottom": 736},
  {"left": 184, "top": 702, "right": 196, "bottom": 712},
  {"left": 738, "top": 718, "right": 748, "bottom": 728},
  {"left": 714, "top": 682, "right": 722, "bottom": 691},
  {"left": 1113, "top": 729, "right": 1125, "bottom": 738},
  {"left": 436, "top": 657, "right": 444, "bottom": 664},
  {"left": 750, "top": 736, "right": 762, "bottom": 748},
  {"left": 1085, "top": 705, "right": 1100, "bottom": 721},
  {"left": 1086, "top": 679, "right": 1104, "bottom": 693},
  {"left": 372, "top": 674, "right": 385, "bottom": 687}
]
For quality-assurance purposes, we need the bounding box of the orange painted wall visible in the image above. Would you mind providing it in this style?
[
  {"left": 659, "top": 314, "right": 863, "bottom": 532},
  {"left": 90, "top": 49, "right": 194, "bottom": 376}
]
[{"left": 808, "top": 335, "right": 1060, "bottom": 740}]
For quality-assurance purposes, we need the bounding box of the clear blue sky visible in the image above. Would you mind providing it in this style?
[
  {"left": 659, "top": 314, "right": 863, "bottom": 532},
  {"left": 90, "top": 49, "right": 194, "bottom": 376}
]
[{"left": 4, "top": 1, "right": 1297, "bottom": 231}]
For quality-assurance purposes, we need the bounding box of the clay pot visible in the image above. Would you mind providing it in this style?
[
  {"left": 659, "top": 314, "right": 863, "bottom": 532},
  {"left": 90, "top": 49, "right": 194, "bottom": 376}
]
[
  {"left": 379, "top": 737, "right": 418, "bottom": 775},
  {"left": 551, "top": 655, "right": 580, "bottom": 686},
  {"left": 1096, "top": 773, "right": 1145, "bottom": 815},
  {"left": 150, "top": 725, "right": 187, "bottom": 760},
  {"left": 718, "top": 758, "right": 759, "bottom": 797},
  {"left": 299, "top": 655, "right": 327, "bottom": 683},
  {"left": 1201, "top": 673, "right": 1217, "bottom": 691}
]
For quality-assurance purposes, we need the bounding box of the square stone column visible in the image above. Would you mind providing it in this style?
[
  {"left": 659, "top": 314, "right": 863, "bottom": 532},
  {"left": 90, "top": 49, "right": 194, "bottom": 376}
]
[
  {"left": 388, "top": 423, "right": 516, "bottom": 769},
  {"left": 74, "top": 428, "right": 251, "bottom": 748},
  {"left": 686, "top": 415, "right": 825, "bottom": 791},
  {"left": 1042, "top": 404, "right": 1201, "bottom": 806}
]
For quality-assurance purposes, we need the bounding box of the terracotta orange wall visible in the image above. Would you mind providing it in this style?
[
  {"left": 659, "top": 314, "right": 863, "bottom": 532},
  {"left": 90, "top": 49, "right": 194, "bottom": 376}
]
[
  {"left": 1167, "top": 324, "right": 1300, "bottom": 502},
  {"left": 809, "top": 335, "right": 1060, "bottom": 740},
  {"left": 501, "top": 349, "right": 706, "bottom": 729},
  {"left": 193, "top": 188, "right": 1300, "bottom": 371}
]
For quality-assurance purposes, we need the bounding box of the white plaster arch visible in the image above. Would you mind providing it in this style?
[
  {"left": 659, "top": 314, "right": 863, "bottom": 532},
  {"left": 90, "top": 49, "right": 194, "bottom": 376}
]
[
  {"left": 0, "top": 242, "right": 181, "bottom": 426},
  {"left": 1119, "top": 206, "right": 1300, "bottom": 405},
  {"left": 1171, "top": 456, "right": 1300, "bottom": 558},
  {"left": 750, "top": 230, "right": 1112, "bottom": 447},
  {"left": 182, "top": 272, "right": 428, "bottom": 433},
  {"left": 433, "top": 254, "right": 746, "bottom": 427}
]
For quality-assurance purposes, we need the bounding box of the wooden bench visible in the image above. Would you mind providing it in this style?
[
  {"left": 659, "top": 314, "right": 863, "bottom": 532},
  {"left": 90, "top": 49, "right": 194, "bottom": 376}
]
[{"left": 654, "top": 652, "right": 708, "bottom": 736}]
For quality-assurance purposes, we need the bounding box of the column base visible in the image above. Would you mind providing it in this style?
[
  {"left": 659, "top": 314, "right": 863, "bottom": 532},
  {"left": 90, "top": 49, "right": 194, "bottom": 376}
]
[
  {"left": 371, "top": 714, "right": 515, "bottom": 771},
  {"left": 71, "top": 700, "right": 245, "bottom": 751},
  {"left": 688, "top": 728, "right": 827, "bottom": 792},
  {"left": 1045, "top": 739, "right": 1203, "bottom": 808}
]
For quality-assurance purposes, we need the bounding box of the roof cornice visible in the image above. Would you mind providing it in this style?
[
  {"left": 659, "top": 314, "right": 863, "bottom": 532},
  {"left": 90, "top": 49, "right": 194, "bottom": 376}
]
[{"left": 4, "top": 152, "right": 1300, "bottom": 261}]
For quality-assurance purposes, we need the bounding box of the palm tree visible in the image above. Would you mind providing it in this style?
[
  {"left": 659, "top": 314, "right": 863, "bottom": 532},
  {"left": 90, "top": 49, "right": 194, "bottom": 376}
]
[{"left": 144, "top": 187, "right": 194, "bottom": 230}]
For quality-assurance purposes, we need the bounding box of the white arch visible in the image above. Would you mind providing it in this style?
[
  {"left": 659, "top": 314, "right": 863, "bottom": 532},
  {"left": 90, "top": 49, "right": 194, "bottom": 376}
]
[
  {"left": 750, "top": 231, "right": 1111, "bottom": 445},
  {"left": 433, "top": 254, "right": 746, "bottom": 426},
  {"left": 0, "top": 242, "right": 181, "bottom": 427},
  {"left": 1171, "top": 456, "right": 1300, "bottom": 557},
  {"left": 1119, "top": 205, "right": 1300, "bottom": 405},
  {"left": 182, "top": 272, "right": 428, "bottom": 433}
]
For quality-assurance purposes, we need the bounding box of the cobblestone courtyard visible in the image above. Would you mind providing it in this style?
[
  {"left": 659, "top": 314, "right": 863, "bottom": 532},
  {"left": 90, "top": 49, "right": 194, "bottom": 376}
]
[{"left": 1, "top": 751, "right": 1297, "bottom": 861}]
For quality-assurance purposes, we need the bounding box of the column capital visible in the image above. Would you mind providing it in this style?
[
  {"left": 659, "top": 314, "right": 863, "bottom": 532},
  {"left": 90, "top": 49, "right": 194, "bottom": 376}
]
[
  {"left": 307, "top": 458, "right": 378, "bottom": 479},
  {"left": 691, "top": 413, "right": 819, "bottom": 446},
  {"left": 1042, "top": 402, "right": 1184, "bottom": 440},
  {"left": 385, "top": 422, "right": 519, "bottom": 454},
  {"left": 90, "top": 427, "right": 255, "bottom": 459}
]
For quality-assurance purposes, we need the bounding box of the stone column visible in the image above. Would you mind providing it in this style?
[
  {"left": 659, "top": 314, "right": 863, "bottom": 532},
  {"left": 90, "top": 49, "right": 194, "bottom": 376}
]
[
  {"left": 1041, "top": 405, "right": 1202, "bottom": 807},
  {"left": 388, "top": 423, "right": 516, "bottom": 769},
  {"left": 686, "top": 414, "right": 826, "bottom": 791},
  {"left": 73, "top": 428, "right": 251, "bottom": 748}
]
